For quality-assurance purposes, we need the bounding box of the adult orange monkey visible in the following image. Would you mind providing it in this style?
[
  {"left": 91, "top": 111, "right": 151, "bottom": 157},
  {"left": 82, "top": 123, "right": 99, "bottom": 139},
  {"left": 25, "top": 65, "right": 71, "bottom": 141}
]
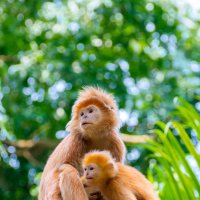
[{"left": 39, "top": 87, "right": 126, "bottom": 200}]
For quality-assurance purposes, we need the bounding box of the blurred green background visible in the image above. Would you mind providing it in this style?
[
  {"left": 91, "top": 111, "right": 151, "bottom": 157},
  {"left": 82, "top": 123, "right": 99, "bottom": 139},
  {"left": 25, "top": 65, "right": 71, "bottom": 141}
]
[{"left": 0, "top": 0, "right": 200, "bottom": 199}]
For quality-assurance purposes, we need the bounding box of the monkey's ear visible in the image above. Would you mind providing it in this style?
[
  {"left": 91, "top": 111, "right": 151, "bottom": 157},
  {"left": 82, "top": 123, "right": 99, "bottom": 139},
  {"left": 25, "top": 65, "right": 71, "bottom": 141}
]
[
  {"left": 103, "top": 104, "right": 115, "bottom": 112},
  {"left": 106, "top": 162, "right": 118, "bottom": 178}
]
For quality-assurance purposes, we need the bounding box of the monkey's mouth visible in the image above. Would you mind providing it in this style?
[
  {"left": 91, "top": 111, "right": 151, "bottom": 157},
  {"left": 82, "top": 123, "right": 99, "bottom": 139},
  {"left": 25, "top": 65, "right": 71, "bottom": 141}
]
[
  {"left": 86, "top": 177, "right": 93, "bottom": 180},
  {"left": 82, "top": 123, "right": 92, "bottom": 126}
]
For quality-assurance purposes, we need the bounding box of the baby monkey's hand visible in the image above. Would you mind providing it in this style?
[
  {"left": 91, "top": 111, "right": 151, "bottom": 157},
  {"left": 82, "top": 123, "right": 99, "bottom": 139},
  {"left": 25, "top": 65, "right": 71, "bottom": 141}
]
[
  {"left": 81, "top": 177, "right": 103, "bottom": 200},
  {"left": 80, "top": 176, "right": 89, "bottom": 187}
]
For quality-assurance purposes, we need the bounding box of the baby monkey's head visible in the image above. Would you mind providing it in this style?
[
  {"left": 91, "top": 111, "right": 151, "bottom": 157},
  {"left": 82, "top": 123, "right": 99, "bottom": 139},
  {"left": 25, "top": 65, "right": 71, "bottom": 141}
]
[{"left": 82, "top": 151, "right": 118, "bottom": 187}]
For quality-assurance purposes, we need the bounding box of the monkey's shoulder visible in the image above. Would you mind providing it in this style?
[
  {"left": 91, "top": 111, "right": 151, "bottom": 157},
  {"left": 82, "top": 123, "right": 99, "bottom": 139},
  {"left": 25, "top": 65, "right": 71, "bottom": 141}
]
[{"left": 116, "top": 163, "right": 146, "bottom": 180}]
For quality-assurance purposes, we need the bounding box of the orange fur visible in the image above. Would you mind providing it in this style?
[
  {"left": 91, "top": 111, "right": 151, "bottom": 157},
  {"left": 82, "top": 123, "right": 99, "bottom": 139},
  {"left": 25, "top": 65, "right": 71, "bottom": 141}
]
[
  {"left": 83, "top": 151, "right": 114, "bottom": 167},
  {"left": 39, "top": 87, "right": 125, "bottom": 200},
  {"left": 76, "top": 86, "right": 117, "bottom": 112},
  {"left": 67, "top": 87, "right": 119, "bottom": 135},
  {"left": 82, "top": 151, "right": 159, "bottom": 200}
]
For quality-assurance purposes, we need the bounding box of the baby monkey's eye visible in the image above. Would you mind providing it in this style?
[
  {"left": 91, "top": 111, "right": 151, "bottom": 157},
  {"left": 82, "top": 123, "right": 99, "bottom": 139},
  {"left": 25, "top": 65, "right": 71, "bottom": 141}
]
[
  {"left": 84, "top": 168, "right": 87, "bottom": 171},
  {"left": 80, "top": 112, "right": 84, "bottom": 116},
  {"left": 90, "top": 167, "right": 94, "bottom": 170},
  {"left": 89, "top": 109, "right": 93, "bottom": 113}
]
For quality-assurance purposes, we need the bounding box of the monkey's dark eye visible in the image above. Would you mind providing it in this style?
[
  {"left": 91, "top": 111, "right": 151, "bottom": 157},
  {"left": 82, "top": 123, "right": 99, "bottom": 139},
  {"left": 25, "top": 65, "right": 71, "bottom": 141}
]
[
  {"left": 90, "top": 167, "right": 94, "bottom": 170},
  {"left": 84, "top": 168, "right": 87, "bottom": 171},
  {"left": 80, "top": 112, "right": 84, "bottom": 116},
  {"left": 89, "top": 109, "right": 93, "bottom": 113}
]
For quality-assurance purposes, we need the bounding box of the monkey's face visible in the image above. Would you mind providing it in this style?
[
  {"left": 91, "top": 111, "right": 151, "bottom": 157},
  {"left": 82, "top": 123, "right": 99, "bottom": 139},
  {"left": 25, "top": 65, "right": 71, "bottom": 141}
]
[
  {"left": 83, "top": 163, "right": 100, "bottom": 186},
  {"left": 79, "top": 105, "right": 101, "bottom": 131}
]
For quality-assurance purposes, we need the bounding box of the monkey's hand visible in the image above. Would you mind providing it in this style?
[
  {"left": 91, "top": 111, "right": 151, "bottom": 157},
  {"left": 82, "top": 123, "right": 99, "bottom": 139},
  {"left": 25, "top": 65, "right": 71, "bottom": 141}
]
[
  {"left": 80, "top": 176, "right": 89, "bottom": 188},
  {"left": 89, "top": 191, "right": 103, "bottom": 200},
  {"left": 83, "top": 185, "right": 103, "bottom": 200}
]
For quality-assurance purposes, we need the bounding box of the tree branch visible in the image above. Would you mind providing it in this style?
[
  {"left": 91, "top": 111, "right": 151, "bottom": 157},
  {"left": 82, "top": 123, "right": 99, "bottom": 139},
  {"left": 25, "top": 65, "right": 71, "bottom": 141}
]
[
  {"left": 121, "top": 133, "right": 153, "bottom": 144},
  {"left": 2, "top": 139, "right": 58, "bottom": 149},
  {"left": 0, "top": 55, "right": 18, "bottom": 62},
  {"left": 1, "top": 134, "right": 153, "bottom": 165}
]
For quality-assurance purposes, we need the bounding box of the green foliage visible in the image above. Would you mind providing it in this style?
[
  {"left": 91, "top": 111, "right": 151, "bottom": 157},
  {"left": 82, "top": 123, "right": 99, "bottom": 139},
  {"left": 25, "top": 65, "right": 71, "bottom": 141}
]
[{"left": 145, "top": 98, "right": 200, "bottom": 200}]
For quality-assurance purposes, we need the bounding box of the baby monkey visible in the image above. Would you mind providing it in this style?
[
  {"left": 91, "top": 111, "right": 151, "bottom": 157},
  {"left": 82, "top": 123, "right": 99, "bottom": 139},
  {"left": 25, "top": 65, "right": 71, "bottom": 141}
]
[{"left": 81, "top": 151, "right": 159, "bottom": 200}]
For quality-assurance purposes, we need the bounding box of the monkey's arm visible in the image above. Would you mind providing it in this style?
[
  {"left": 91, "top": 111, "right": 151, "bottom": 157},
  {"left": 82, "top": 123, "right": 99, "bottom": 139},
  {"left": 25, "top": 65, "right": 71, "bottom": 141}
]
[
  {"left": 109, "top": 132, "right": 126, "bottom": 163},
  {"left": 39, "top": 137, "right": 71, "bottom": 200},
  {"left": 39, "top": 135, "right": 86, "bottom": 200},
  {"left": 59, "top": 164, "right": 88, "bottom": 200}
]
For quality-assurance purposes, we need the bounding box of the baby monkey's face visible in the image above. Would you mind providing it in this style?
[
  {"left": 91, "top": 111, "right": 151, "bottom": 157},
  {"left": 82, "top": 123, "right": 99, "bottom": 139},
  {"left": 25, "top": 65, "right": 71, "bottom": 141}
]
[
  {"left": 84, "top": 164, "right": 98, "bottom": 179},
  {"left": 81, "top": 165, "right": 102, "bottom": 200},
  {"left": 83, "top": 163, "right": 103, "bottom": 187}
]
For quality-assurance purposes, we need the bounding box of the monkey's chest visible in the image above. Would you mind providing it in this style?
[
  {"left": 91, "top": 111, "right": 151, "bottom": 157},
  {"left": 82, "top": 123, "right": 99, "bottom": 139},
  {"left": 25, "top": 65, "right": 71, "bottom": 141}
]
[{"left": 86, "top": 140, "right": 109, "bottom": 151}]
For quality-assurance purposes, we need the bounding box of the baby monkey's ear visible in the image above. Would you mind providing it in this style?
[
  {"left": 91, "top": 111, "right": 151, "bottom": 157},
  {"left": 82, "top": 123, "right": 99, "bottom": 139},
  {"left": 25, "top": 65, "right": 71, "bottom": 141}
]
[{"left": 106, "top": 162, "right": 118, "bottom": 178}]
